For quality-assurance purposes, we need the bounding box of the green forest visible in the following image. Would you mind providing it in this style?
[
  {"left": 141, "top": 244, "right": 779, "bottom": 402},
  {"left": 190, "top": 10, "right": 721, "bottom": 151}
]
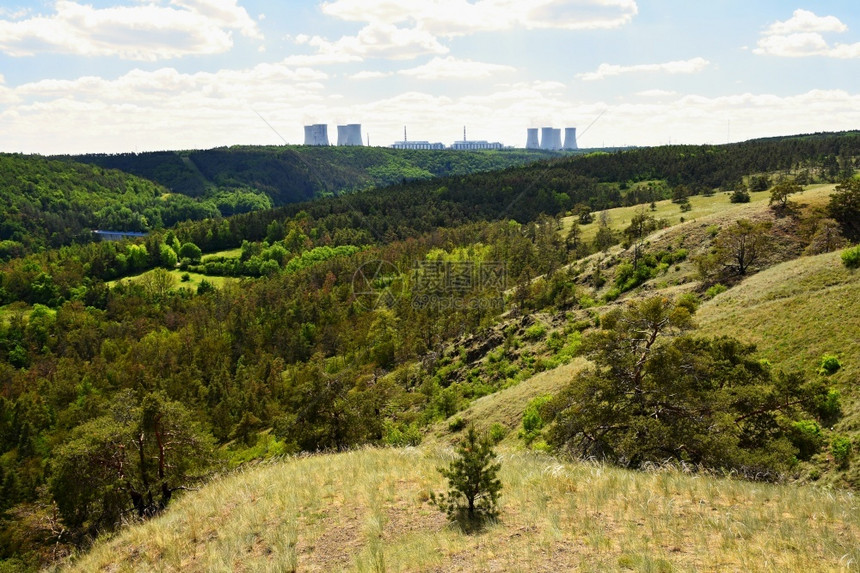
[{"left": 0, "top": 132, "right": 858, "bottom": 569}]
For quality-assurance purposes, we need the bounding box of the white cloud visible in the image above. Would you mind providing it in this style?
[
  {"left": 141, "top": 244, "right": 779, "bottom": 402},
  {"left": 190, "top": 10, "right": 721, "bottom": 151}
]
[
  {"left": 0, "top": 61, "right": 331, "bottom": 153},
  {"left": 755, "top": 9, "right": 860, "bottom": 58},
  {"left": 297, "top": 23, "right": 448, "bottom": 61},
  {"left": 349, "top": 70, "right": 392, "bottom": 80},
  {"left": 636, "top": 89, "right": 677, "bottom": 97},
  {"left": 283, "top": 52, "right": 363, "bottom": 66},
  {"left": 321, "top": 0, "right": 638, "bottom": 34},
  {"left": 577, "top": 57, "right": 710, "bottom": 81},
  {"left": 0, "top": 0, "right": 262, "bottom": 60},
  {"left": 762, "top": 9, "right": 846, "bottom": 36},
  {"left": 398, "top": 56, "right": 515, "bottom": 80}
]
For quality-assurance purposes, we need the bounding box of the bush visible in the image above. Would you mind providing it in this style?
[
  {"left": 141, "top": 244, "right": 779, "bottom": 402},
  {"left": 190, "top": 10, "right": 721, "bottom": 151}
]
[
  {"left": 522, "top": 323, "right": 547, "bottom": 341},
  {"left": 705, "top": 284, "right": 727, "bottom": 298},
  {"left": 730, "top": 189, "right": 751, "bottom": 203},
  {"left": 488, "top": 423, "right": 508, "bottom": 445},
  {"left": 841, "top": 245, "right": 860, "bottom": 269},
  {"left": 430, "top": 426, "right": 502, "bottom": 525},
  {"left": 831, "top": 436, "right": 853, "bottom": 469},
  {"left": 448, "top": 417, "right": 467, "bottom": 432},
  {"left": 197, "top": 279, "right": 216, "bottom": 295},
  {"left": 383, "top": 421, "right": 422, "bottom": 447},
  {"left": 818, "top": 354, "right": 842, "bottom": 376},
  {"left": 789, "top": 420, "right": 822, "bottom": 460},
  {"left": 520, "top": 395, "right": 552, "bottom": 445}
]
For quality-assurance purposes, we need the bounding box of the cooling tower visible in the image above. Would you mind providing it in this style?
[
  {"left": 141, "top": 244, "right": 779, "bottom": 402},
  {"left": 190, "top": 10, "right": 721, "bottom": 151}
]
[
  {"left": 526, "top": 128, "right": 540, "bottom": 149},
  {"left": 540, "top": 127, "right": 562, "bottom": 151},
  {"left": 337, "top": 124, "right": 364, "bottom": 146},
  {"left": 563, "top": 127, "right": 578, "bottom": 150},
  {"left": 303, "top": 124, "right": 330, "bottom": 146}
]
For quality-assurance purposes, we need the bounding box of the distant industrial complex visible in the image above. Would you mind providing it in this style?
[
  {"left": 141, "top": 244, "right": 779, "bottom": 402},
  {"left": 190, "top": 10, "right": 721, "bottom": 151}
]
[{"left": 303, "top": 124, "right": 578, "bottom": 150}]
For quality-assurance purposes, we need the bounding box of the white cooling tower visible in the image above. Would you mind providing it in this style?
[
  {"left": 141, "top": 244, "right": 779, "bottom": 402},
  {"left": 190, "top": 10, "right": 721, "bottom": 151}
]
[
  {"left": 526, "top": 128, "right": 540, "bottom": 149},
  {"left": 303, "top": 124, "right": 330, "bottom": 146},
  {"left": 540, "top": 127, "right": 562, "bottom": 151},
  {"left": 563, "top": 127, "right": 578, "bottom": 150},
  {"left": 337, "top": 124, "right": 364, "bottom": 146}
]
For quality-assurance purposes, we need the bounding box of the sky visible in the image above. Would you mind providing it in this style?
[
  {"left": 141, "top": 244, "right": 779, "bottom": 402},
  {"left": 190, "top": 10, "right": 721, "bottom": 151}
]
[{"left": 0, "top": 0, "right": 859, "bottom": 155}]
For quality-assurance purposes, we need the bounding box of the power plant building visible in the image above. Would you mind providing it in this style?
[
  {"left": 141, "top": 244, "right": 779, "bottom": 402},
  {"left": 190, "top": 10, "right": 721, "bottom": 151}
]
[
  {"left": 337, "top": 124, "right": 364, "bottom": 146},
  {"left": 303, "top": 124, "right": 330, "bottom": 146},
  {"left": 526, "top": 128, "right": 540, "bottom": 150},
  {"left": 392, "top": 141, "right": 445, "bottom": 150},
  {"left": 451, "top": 140, "right": 504, "bottom": 150},
  {"left": 563, "top": 127, "right": 578, "bottom": 150},
  {"left": 540, "top": 127, "right": 562, "bottom": 151}
]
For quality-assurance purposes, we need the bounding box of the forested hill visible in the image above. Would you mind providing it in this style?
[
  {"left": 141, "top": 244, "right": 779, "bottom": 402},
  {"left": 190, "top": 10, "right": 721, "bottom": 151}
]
[
  {"left": 169, "top": 131, "right": 860, "bottom": 255},
  {"left": 62, "top": 146, "right": 557, "bottom": 204},
  {"left": 552, "top": 130, "right": 860, "bottom": 187},
  {"left": 0, "top": 148, "right": 552, "bottom": 258},
  {"left": 4, "top": 131, "right": 858, "bottom": 260},
  {"left": 0, "top": 154, "right": 181, "bottom": 255}
]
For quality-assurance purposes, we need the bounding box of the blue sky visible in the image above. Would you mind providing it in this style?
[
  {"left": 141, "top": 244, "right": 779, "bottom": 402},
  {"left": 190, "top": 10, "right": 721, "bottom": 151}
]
[{"left": 1, "top": 0, "right": 859, "bottom": 154}]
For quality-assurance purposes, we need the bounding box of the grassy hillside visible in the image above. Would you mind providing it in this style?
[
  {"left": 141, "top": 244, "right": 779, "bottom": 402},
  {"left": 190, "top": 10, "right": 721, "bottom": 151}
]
[
  {"left": 3, "top": 135, "right": 859, "bottom": 571},
  {"left": 59, "top": 446, "right": 860, "bottom": 572}
]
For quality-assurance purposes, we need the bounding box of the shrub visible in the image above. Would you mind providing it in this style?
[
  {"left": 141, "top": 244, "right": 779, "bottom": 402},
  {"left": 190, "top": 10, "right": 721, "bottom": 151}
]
[
  {"left": 789, "top": 420, "right": 822, "bottom": 460},
  {"left": 818, "top": 354, "right": 842, "bottom": 376},
  {"left": 431, "top": 426, "right": 502, "bottom": 525},
  {"left": 197, "top": 279, "right": 216, "bottom": 295},
  {"left": 448, "top": 417, "right": 467, "bottom": 432},
  {"left": 841, "top": 245, "right": 860, "bottom": 269},
  {"left": 488, "top": 423, "right": 508, "bottom": 445},
  {"left": 705, "top": 284, "right": 727, "bottom": 298},
  {"left": 817, "top": 389, "right": 842, "bottom": 425},
  {"left": 522, "top": 323, "right": 547, "bottom": 341},
  {"left": 180, "top": 273, "right": 191, "bottom": 282},
  {"left": 520, "top": 395, "right": 552, "bottom": 445},
  {"left": 730, "top": 189, "right": 751, "bottom": 203},
  {"left": 383, "top": 421, "right": 422, "bottom": 447},
  {"left": 831, "top": 436, "right": 853, "bottom": 469}
]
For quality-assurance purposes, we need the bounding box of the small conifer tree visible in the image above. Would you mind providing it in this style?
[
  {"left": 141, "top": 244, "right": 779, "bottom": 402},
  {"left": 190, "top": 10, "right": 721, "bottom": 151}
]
[{"left": 431, "top": 426, "right": 502, "bottom": 524}]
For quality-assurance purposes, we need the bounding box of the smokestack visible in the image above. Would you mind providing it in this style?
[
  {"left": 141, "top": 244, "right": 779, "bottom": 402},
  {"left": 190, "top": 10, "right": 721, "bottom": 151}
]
[
  {"left": 337, "top": 124, "right": 363, "bottom": 146},
  {"left": 540, "top": 127, "right": 562, "bottom": 151},
  {"left": 563, "top": 127, "right": 578, "bottom": 150},
  {"left": 303, "top": 124, "right": 330, "bottom": 146},
  {"left": 526, "top": 128, "right": 540, "bottom": 150}
]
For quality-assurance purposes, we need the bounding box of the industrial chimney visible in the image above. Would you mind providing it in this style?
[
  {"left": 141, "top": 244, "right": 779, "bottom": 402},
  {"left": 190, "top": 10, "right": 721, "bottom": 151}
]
[
  {"left": 563, "top": 127, "right": 578, "bottom": 150},
  {"left": 303, "top": 124, "right": 330, "bottom": 146},
  {"left": 337, "top": 124, "right": 363, "bottom": 146},
  {"left": 526, "top": 128, "right": 540, "bottom": 150},
  {"left": 540, "top": 127, "right": 562, "bottom": 151}
]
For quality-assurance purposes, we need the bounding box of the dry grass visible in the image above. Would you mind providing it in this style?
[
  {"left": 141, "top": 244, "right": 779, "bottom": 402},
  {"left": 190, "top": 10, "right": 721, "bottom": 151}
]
[{"left": 58, "top": 446, "right": 860, "bottom": 573}]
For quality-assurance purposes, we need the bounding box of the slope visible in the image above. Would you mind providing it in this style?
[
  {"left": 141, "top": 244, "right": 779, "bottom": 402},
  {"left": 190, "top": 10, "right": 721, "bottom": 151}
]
[{"left": 59, "top": 446, "right": 860, "bottom": 572}]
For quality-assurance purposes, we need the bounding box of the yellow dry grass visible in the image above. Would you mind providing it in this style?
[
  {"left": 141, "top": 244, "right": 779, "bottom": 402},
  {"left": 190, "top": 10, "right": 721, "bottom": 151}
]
[{"left": 59, "top": 446, "right": 860, "bottom": 573}]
